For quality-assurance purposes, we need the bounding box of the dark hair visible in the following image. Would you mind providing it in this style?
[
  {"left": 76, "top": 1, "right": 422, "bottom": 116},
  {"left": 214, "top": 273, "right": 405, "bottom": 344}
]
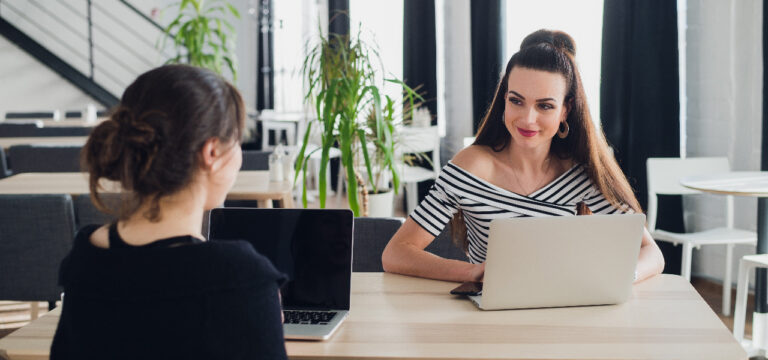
[
  {"left": 82, "top": 65, "right": 245, "bottom": 221},
  {"left": 453, "top": 29, "right": 641, "bottom": 251}
]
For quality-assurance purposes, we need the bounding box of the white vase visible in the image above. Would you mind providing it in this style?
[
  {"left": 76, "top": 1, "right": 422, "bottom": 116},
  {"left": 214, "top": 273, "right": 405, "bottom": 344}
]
[{"left": 365, "top": 190, "right": 394, "bottom": 217}]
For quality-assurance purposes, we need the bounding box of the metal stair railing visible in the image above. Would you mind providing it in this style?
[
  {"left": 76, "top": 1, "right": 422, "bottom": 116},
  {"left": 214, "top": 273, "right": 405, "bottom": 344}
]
[{"left": 0, "top": 0, "right": 174, "bottom": 105}]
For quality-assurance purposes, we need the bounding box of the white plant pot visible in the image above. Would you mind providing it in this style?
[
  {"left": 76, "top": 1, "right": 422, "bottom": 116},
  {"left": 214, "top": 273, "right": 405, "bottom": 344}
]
[{"left": 365, "top": 190, "right": 394, "bottom": 217}]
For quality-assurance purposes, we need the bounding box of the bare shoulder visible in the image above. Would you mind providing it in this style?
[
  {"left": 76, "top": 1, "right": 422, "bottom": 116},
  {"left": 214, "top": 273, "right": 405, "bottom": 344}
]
[
  {"left": 451, "top": 145, "right": 497, "bottom": 178},
  {"left": 89, "top": 225, "right": 110, "bottom": 249}
]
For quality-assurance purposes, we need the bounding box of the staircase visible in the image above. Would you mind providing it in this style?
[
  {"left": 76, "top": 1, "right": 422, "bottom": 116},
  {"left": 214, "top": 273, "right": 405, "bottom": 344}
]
[{"left": 0, "top": 0, "right": 173, "bottom": 108}]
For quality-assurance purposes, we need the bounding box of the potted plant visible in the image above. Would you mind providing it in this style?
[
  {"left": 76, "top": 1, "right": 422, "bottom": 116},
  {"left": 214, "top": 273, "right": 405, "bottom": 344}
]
[
  {"left": 160, "top": 0, "right": 240, "bottom": 80},
  {"left": 295, "top": 29, "right": 424, "bottom": 217}
]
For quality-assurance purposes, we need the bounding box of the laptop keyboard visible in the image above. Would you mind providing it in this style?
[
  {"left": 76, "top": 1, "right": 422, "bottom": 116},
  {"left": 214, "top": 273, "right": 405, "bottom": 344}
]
[{"left": 283, "top": 310, "right": 337, "bottom": 325}]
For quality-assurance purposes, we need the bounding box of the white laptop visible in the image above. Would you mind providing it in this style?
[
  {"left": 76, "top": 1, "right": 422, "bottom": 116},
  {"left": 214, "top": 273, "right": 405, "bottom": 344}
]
[
  {"left": 208, "top": 208, "right": 353, "bottom": 340},
  {"left": 459, "top": 214, "right": 645, "bottom": 310}
]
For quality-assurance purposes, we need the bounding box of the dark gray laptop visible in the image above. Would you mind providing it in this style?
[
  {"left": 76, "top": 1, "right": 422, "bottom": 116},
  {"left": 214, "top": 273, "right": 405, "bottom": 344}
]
[{"left": 208, "top": 208, "right": 353, "bottom": 340}]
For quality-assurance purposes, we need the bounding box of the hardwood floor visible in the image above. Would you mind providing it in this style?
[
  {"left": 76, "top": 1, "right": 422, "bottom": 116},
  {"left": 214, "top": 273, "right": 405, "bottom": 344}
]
[{"left": 691, "top": 276, "right": 753, "bottom": 336}]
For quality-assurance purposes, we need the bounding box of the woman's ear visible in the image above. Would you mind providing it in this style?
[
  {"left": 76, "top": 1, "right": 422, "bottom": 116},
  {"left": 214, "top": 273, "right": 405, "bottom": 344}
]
[
  {"left": 561, "top": 98, "right": 573, "bottom": 122},
  {"left": 200, "top": 137, "right": 222, "bottom": 172}
]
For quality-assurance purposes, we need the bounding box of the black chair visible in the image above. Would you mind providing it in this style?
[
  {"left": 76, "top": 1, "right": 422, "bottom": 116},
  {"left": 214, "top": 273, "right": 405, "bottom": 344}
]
[
  {"left": 426, "top": 223, "right": 468, "bottom": 262},
  {"left": 74, "top": 193, "right": 213, "bottom": 237},
  {"left": 241, "top": 150, "right": 270, "bottom": 170},
  {"left": 0, "top": 123, "right": 91, "bottom": 137},
  {"left": 7, "top": 145, "right": 83, "bottom": 173},
  {"left": 0, "top": 147, "right": 11, "bottom": 179},
  {"left": 0, "top": 122, "right": 42, "bottom": 137},
  {"left": 0, "top": 194, "right": 76, "bottom": 309},
  {"left": 73, "top": 194, "right": 119, "bottom": 229},
  {"left": 5, "top": 111, "right": 57, "bottom": 120},
  {"left": 352, "top": 217, "right": 468, "bottom": 272},
  {"left": 225, "top": 150, "right": 272, "bottom": 208},
  {"left": 353, "top": 217, "right": 404, "bottom": 271},
  {"left": 35, "top": 126, "right": 92, "bottom": 137}
]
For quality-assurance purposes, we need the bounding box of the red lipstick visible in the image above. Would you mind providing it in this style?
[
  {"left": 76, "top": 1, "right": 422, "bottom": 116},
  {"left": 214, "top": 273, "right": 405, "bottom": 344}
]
[{"left": 517, "top": 128, "right": 537, "bottom": 137}]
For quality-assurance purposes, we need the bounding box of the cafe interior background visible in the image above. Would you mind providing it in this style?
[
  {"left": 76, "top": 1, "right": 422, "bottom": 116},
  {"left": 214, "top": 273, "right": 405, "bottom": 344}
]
[{"left": 0, "top": 0, "right": 764, "bottom": 336}]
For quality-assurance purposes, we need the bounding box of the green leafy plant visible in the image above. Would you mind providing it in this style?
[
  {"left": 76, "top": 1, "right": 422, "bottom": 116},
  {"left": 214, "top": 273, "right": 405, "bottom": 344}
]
[
  {"left": 295, "top": 28, "right": 424, "bottom": 216},
  {"left": 161, "top": 0, "right": 240, "bottom": 80}
]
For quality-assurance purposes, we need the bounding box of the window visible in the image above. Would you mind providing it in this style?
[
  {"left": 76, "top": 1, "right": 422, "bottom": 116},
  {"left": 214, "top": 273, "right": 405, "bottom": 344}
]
[
  {"left": 272, "top": 0, "right": 305, "bottom": 112},
  {"left": 350, "top": 0, "right": 404, "bottom": 107}
]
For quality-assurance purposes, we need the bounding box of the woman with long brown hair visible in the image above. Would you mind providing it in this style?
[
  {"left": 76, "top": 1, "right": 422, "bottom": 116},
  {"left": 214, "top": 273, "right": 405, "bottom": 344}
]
[{"left": 382, "top": 29, "right": 664, "bottom": 283}]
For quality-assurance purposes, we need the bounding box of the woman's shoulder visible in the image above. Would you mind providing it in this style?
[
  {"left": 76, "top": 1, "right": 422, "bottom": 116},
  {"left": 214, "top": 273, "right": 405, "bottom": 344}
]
[{"left": 449, "top": 145, "right": 498, "bottom": 178}]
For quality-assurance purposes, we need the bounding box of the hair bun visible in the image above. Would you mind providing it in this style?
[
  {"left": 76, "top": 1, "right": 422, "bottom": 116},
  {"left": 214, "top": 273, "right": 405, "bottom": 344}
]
[{"left": 520, "top": 29, "right": 576, "bottom": 56}]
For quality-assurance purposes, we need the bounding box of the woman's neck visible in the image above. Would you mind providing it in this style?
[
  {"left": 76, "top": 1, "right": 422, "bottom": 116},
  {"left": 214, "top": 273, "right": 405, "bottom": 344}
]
[
  {"left": 117, "top": 188, "right": 207, "bottom": 246},
  {"left": 505, "top": 143, "right": 552, "bottom": 174}
]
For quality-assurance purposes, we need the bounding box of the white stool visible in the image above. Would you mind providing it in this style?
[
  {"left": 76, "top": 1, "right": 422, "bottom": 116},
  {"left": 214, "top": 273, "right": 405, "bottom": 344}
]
[{"left": 733, "top": 254, "right": 768, "bottom": 357}]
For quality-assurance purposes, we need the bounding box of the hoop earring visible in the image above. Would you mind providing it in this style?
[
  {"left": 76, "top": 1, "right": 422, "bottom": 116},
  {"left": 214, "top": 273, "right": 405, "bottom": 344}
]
[{"left": 557, "top": 121, "right": 569, "bottom": 139}]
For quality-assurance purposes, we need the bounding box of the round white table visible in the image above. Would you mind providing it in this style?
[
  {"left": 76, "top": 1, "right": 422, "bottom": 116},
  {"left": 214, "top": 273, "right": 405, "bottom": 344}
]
[{"left": 681, "top": 171, "right": 768, "bottom": 355}]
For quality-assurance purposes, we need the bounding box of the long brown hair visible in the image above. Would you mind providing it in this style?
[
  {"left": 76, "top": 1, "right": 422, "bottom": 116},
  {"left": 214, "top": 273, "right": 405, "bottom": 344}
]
[
  {"left": 81, "top": 65, "right": 245, "bottom": 222},
  {"left": 451, "top": 29, "right": 641, "bottom": 251}
]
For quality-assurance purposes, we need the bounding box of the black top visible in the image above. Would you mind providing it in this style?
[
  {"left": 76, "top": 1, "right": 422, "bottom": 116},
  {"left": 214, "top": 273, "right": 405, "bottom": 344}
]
[{"left": 51, "top": 223, "right": 288, "bottom": 360}]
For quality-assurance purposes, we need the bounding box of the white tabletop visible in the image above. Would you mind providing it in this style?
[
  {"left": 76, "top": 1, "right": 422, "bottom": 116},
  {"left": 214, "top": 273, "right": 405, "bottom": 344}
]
[
  {"left": 258, "top": 111, "right": 303, "bottom": 122},
  {"left": 680, "top": 171, "right": 768, "bottom": 197}
]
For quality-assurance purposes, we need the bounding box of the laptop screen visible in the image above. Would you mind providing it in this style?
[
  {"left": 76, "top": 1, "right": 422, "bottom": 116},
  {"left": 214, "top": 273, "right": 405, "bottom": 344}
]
[{"left": 208, "top": 208, "right": 353, "bottom": 311}]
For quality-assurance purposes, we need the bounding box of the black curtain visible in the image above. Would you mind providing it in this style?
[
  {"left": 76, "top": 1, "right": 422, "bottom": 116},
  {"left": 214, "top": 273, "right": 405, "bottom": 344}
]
[
  {"left": 601, "top": 0, "right": 683, "bottom": 274},
  {"left": 327, "top": 0, "right": 349, "bottom": 190},
  {"left": 329, "top": 0, "right": 349, "bottom": 37},
  {"left": 403, "top": 0, "right": 438, "bottom": 208},
  {"left": 403, "top": 0, "right": 437, "bottom": 122},
  {"left": 256, "top": 0, "right": 273, "bottom": 111},
  {"left": 470, "top": 0, "right": 504, "bottom": 133}
]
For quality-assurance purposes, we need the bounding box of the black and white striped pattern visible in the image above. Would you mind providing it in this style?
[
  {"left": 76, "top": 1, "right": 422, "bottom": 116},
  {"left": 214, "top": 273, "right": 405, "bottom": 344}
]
[{"left": 411, "top": 162, "right": 631, "bottom": 264}]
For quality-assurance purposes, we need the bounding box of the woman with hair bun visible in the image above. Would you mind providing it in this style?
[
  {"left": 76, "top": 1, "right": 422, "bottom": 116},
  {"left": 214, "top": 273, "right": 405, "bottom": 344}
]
[
  {"left": 382, "top": 29, "right": 664, "bottom": 283},
  {"left": 51, "top": 65, "right": 288, "bottom": 359}
]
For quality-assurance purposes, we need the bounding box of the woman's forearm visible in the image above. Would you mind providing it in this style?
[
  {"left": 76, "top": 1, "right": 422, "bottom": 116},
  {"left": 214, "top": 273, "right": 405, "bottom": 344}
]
[
  {"left": 382, "top": 241, "right": 478, "bottom": 282},
  {"left": 635, "top": 240, "right": 665, "bottom": 282}
]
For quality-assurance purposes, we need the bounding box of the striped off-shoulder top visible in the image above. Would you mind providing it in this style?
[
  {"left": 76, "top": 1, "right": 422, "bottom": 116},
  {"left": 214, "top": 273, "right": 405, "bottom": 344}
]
[{"left": 410, "top": 161, "right": 632, "bottom": 264}]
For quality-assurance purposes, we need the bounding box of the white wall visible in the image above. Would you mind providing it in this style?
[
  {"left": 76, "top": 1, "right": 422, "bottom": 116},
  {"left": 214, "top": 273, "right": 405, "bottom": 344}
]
[
  {"left": 0, "top": 36, "right": 98, "bottom": 114},
  {"left": 684, "top": 0, "right": 763, "bottom": 284}
]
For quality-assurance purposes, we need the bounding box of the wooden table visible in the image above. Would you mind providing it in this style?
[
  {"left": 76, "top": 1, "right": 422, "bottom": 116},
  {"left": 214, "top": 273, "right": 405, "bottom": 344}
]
[
  {"left": 682, "top": 171, "right": 768, "bottom": 356},
  {"left": 0, "top": 137, "right": 88, "bottom": 151},
  {"left": 0, "top": 171, "right": 294, "bottom": 208},
  {"left": 0, "top": 273, "right": 746, "bottom": 359}
]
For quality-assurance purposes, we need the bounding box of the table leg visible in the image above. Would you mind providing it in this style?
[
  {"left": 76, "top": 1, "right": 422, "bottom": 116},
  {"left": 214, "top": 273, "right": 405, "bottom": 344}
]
[
  {"left": 280, "top": 194, "right": 294, "bottom": 208},
  {"left": 753, "top": 198, "right": 768, "bottom": 348}
]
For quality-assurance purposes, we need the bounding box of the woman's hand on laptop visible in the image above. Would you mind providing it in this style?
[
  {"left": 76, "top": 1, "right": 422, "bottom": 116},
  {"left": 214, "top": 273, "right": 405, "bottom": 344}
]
[{"left": 468, "top": 262, "right": 485, "bottom": 282}]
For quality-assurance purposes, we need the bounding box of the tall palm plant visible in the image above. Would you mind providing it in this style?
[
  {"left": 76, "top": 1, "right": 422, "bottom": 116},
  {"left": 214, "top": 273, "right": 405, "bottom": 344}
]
[{"left": 296, "top": 30, "right": 422, "bottom": 216}]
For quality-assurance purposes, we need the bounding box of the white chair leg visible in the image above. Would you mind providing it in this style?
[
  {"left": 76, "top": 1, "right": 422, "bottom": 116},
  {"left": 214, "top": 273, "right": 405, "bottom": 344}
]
[
  {"left": 406, "top": 182, "right": 418, "bottom": 216},
  {"left": 262, "top": 124, "right": 271, "bottom": 150},
  {"left": 733, "top": 258, "right": 751, "bottom": 342},
  {"left": 681, "top": 242, "right": 694, "bottom": 281},
  {"left": 723, "top": 243, "right": 734, "bottom": 316},
  {"left": 287, "top": 127, "right": 296, "bottom": 146}
]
